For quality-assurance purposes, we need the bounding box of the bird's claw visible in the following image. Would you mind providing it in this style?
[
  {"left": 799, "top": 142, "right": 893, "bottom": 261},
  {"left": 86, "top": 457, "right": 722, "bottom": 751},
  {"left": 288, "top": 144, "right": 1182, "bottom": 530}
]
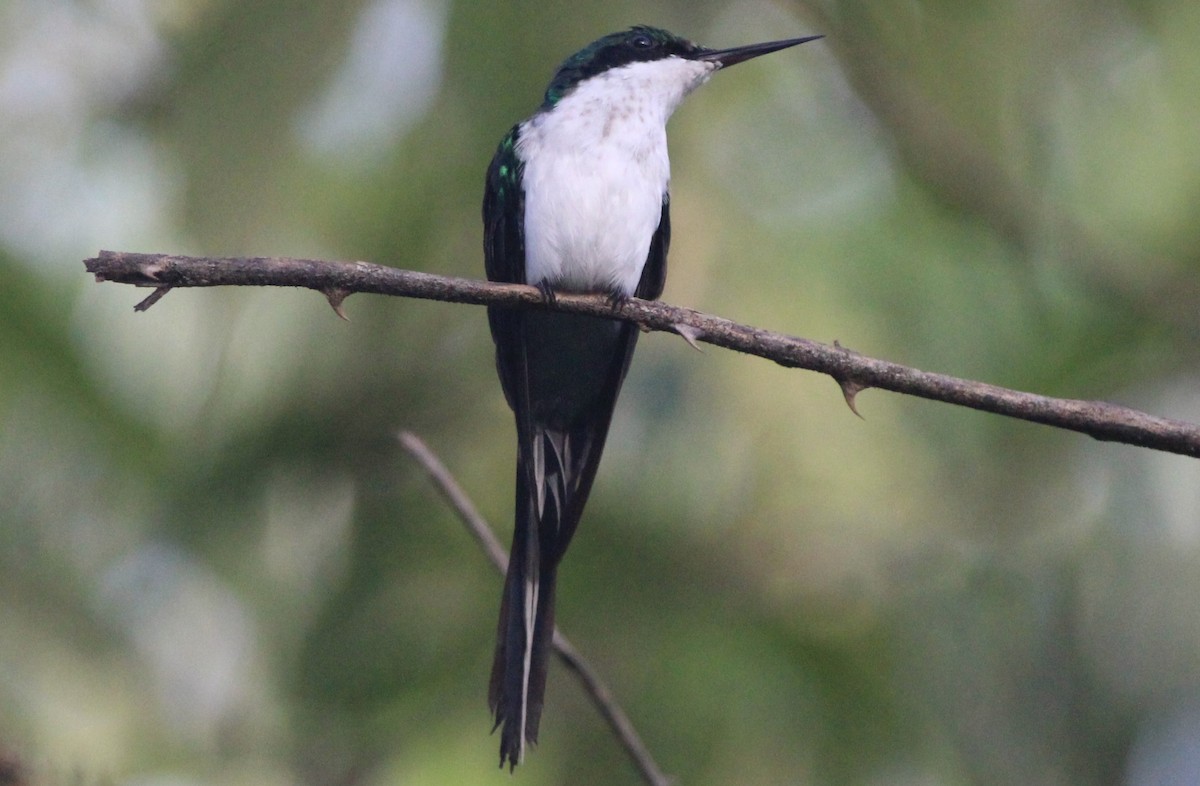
[
  {"left": 536, "top": 280, "right": 557, "bottom": 306},
  {"left": 606, "top": 290, "right": 629, "bottom": 310}
]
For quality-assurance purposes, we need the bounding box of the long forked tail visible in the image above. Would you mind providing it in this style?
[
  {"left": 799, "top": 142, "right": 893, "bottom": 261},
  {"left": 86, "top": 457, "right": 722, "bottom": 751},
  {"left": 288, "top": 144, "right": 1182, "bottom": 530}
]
[
  {"left": 488, "top": 422, "right": 587, "bottom": 769},
  {"left": 487, "top": 358, "right": 619, "bottom": 768}
]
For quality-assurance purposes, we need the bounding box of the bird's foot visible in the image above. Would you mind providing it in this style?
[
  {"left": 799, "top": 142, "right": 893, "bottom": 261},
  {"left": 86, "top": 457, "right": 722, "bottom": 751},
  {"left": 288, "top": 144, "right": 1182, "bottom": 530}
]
[
  {"left": 605, "top": 289, "right": 629, "bottom": 310},
  {"left": 536, "top": 280, "right": 557, "bottom": 306}
]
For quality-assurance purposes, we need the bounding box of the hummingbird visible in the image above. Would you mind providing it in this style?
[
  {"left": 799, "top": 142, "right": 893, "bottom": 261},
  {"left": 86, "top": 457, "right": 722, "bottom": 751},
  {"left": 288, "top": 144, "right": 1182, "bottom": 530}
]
[{"left": 483, "top": 25, "right": 821, "bottom": 769}]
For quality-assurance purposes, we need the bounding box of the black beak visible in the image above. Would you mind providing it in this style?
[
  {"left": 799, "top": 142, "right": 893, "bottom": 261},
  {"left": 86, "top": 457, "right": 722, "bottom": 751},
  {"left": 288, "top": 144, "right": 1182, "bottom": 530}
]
[{"left": 697, "top": 34, "right": 823, "bottom": 68}]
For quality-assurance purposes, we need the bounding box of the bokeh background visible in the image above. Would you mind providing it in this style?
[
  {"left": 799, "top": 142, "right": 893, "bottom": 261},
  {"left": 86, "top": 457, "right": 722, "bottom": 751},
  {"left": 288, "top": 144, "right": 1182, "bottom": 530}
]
[{"left": 3, "top": 0, "right": 1200, "bottom": 784}]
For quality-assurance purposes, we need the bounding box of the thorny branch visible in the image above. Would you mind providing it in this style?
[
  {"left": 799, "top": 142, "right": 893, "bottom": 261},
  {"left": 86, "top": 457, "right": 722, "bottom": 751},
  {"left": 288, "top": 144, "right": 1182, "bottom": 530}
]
[
  {"left": 84, "top": 250, "right": 1200, "bottom": 459},
  {"left": 398, "top": 432, "right": 673, "bottom": 786}
]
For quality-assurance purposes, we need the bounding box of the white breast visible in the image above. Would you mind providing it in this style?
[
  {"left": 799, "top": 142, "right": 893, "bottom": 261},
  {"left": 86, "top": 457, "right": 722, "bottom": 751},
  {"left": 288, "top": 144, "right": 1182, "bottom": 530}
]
[{"left": 517, "top": 56, "right": 716, "bottom": 296}]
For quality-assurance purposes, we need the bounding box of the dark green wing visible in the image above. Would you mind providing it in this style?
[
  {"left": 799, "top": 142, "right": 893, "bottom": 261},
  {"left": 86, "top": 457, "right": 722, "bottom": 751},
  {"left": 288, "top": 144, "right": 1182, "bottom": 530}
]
[
  {"left": 483, "top": 126, "right": 526, "bottom": 287},
  {"left": 636, "top": 194, "right": 669, "bottom": 300},
  {"left": 483, "top": 126, "right": 529, "bottom": 419}
]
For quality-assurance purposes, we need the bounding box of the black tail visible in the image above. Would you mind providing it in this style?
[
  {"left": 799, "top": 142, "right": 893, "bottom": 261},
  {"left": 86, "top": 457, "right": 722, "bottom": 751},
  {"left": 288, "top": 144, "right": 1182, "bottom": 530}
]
[
  {"left": 488, "top": 552, "right": 556, "bottom": 768},
  {"left": 488, "top": 461, "right": 559, "bottom": 770},
  {"left": 485, "top": 315, "right": 641, "bottom": 768}
]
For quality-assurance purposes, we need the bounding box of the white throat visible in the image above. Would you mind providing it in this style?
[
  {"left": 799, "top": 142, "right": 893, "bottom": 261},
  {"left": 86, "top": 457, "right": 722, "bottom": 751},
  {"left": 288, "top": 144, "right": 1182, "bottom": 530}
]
[{"left": 516, "top": 56, "right": 717, "bottom": 296}]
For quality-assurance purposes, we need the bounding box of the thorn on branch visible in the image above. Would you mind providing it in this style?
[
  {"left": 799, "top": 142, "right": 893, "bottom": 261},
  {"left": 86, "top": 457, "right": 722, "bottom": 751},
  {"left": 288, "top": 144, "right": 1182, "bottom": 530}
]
[
  {"left": 673, "top": 323, "right": 705, "bottom": 352},
  {"left": 322, "top": 287, "right": 352, "bottom": 321},
  {"left": 836, "top": 377, "right": 867, "bottom": 419},
  {"left": 832, "top": 341, "right": 867, "bottom": 418},
  {"left": 134, "top": 286, "right": 172, "bottom": 312}
]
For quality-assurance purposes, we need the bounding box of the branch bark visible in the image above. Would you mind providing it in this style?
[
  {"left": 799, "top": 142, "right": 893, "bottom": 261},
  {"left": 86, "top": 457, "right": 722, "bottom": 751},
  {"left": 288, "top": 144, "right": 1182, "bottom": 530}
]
[
  {"left": 398, "top": 432, "right": 673, "bottom": 786},
  {"left": 84, "top": 250, "right": 1200, "bottom": 459}
]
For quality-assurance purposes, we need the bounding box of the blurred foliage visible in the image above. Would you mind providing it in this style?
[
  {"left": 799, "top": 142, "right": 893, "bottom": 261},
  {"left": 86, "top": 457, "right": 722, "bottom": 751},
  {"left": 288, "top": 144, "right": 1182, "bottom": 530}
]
[{"left": 2, "top": 0, "right": 1200, "bottom": 784}]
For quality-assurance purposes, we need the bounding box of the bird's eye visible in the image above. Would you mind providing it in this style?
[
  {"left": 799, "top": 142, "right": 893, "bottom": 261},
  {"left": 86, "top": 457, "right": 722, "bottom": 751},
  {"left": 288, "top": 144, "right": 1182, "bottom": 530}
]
[{"left": 631, "top": 34, "right": 654, "bottom": 49}]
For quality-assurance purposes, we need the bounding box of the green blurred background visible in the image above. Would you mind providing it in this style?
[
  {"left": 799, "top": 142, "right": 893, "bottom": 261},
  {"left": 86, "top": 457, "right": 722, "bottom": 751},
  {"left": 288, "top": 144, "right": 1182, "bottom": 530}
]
[{"left": 3, "top": 0, "right": 1200, "bottom": 783}]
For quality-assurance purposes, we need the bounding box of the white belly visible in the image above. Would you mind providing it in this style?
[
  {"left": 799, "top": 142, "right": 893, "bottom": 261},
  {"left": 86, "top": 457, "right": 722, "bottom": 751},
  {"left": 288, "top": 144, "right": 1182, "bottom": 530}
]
[{"left": 520, "top": 140, "right": 667, "bottom": 296}]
